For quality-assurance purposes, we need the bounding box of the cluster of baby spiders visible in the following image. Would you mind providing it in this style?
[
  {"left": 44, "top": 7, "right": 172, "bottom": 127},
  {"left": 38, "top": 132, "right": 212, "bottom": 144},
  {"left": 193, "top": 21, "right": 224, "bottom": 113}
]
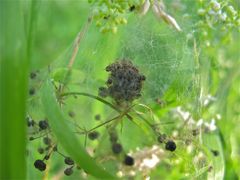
[{"left": 27, "top": 59, "right": 178, "bottom": 177}]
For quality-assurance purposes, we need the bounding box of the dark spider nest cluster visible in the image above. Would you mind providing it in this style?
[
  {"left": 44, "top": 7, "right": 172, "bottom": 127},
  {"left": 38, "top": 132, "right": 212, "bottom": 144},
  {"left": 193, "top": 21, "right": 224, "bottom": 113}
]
[{"left": 99, "top": 59, "right": 146, "bottom": 105}]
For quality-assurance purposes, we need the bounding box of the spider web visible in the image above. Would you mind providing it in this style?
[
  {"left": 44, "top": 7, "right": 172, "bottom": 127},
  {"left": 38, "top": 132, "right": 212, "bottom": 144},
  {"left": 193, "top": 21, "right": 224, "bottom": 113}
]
[
  {"left": 26, "top": 1, "right": 228, "bottom": 178},
  {"left": 48, "top": 8, "right": 197, "bottom": 151}
]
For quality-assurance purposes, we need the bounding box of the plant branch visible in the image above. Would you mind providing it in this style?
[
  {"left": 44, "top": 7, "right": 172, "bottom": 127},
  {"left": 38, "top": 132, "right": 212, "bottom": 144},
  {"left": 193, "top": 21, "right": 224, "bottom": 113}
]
[{"left": 60, "top": 92, "right": 133, "bottom": 120}]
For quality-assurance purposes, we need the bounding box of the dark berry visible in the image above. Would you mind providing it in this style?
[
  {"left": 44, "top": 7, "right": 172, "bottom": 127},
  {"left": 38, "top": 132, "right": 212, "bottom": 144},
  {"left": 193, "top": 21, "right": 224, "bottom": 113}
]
[
  {"left": 29, "top": 88, "right": 35, "bottom": 95},
  {"left": 106, "top": 78, "right": 112, "bottom": 85},
  {"left": 27, "top": 117, "right": 35, "bottom": 127},
  {"left": 29, "top": 137, "right": 34, "bottom": 141},
  {"left": 129, "top": 5, "right": 135, "bottom": 11},
  {"left": 45, "top": 146, "right": 51, "bottom": 151},
  {"left": 88, "top": 131, "right": 99, "bottom": 140},
  {"left": 30, "top": 72, "right": 37, "bottom": 79},
  {"left": 94, "top": 114, "right": 101, "bottom": 121},
  {"left": 165, "top": 140, "right": 177, "bottom": 152},
  {"left": 53, "top": 145, "right": 58, "bottom": 151},
  {"left": 98, "top": 87, "right": 108, "bottom": 98},
  {"left": 34, "top": 160, "right": 46, "bottom": 171},
  {"left": 43, "top": 137, "right": 51, "bottom": 145},
  {"left": 157, "top": 134, "right": 167, "bottom": 143},
  {"left": 109, "top": 132, "right": 118, "bottom": 142},
  {"left": 64, "top": 167, "right": 73, "bottom": 176},
  {"left": 37, "top": 147, "right": 44, "bottom": 154},
  {"left": 211, "top": 149, "right": 219, "bottom": 156},
  {"left": 192, "top": 129, "right": 199, "bottom": 136},
  {"left": 68, "top": 111, "right": 75, "bottom": 118},
  {"left": 112, "top": 143, "right": 122, "bottom": 154},
  {"left": 44, "top": 154, "right": 50, "bottom": 160},
  {"left": 124, "top": 155, "right": 134, "bottom": 166},
  {"left": 39, "top": 120, "right": 48, "bottom": 130},
  {"left": 64, "top": 157, "right": 74, "bottom": 165}
]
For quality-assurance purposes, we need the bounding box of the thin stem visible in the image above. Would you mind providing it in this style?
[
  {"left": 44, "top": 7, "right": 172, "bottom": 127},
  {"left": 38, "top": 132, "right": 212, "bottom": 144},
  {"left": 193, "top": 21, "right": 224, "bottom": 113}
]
[
  {"left": 87, "top": 115, "right": 121, "bottom": 133},
  {"left": 68, "top": 16, "right": 92, "bottom": 70},
  {"left": 60, "top": 92, "right": 133, "bottom": 120},
  {"left": 133, "top": 110, "right": 158, "bottom": 135}
]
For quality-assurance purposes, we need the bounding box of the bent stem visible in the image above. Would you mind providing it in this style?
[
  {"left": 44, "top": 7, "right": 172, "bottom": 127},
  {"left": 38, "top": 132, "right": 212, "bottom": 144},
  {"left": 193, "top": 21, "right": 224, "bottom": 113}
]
[
  {"left": 60, "top": 92, "right": 133, "bottom": 120},
  {"left": 61, "top": 92, "right": 159, "bottom": 137}
]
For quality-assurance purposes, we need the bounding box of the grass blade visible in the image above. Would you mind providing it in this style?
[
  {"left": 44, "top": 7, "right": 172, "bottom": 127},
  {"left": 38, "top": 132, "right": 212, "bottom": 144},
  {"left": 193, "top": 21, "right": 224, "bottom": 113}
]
[
  {"left": 0, "top": 1, "right": 28, "bottom": 179},
  {"left": 203, "top": 132, "right": 225, "bottom": 180},
  {"left": 41, "top": 79, "right": 115, "bottom": 179}
]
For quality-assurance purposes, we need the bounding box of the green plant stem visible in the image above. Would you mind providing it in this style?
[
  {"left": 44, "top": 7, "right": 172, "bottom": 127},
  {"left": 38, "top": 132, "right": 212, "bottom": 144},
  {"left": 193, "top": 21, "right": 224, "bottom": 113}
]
[{"left": 60, "top": 92, "right": 133, "bottom": 120}]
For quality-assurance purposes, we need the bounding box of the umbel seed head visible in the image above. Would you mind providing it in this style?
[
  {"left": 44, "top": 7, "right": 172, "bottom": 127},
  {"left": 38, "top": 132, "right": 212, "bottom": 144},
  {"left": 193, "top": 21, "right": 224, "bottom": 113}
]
[{"left": 99, "top": 59, "right": 146, "bottom": 105}]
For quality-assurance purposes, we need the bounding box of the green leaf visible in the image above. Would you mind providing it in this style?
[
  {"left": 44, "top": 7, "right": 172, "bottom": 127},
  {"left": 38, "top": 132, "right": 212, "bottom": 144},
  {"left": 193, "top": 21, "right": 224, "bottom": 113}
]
[
  {"left": 0, "top": 1, "right": 28, "bottom": 179},
  {"left": 203, "top": 132, "right": 225, "bottom": 180},
  {"left": 41, "top": 79, "right": 115, "bottom": 179},
  {"left": 51, "top": 68, "right": 85, "bottom": 84}
]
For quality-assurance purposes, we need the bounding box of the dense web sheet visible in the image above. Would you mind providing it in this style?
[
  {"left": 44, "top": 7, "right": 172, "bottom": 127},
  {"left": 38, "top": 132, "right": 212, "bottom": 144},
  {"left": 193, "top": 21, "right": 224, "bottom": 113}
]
[{"left": 48, "top": 10, "right": 196, "bottom": 131}]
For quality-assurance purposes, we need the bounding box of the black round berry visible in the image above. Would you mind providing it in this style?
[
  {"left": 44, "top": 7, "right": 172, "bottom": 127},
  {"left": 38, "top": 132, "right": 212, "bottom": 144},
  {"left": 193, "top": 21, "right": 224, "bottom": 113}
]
[
  {"left": 43, "top": 137, "right": 51, "bottom": 145},
  {"left": 30, "top": 72, "right": 37, "bottom": 79},
  {"left": 129, "top": 5, "right": 135, "bottom": 11},
  {"left": 211, "top": 149, "right": 219, "bottom": 156},
  {"left": 88, "top": 131, "right": 99, "bottom": 140},
  {"left": 64, "top": 167, "right": 73, "bottom": 176},
  {"left": 94, "top": 114, "right": 101, "bottom": 121},
  {"left": 192, "top": 129, "right": 199, "bottom": 136},
  {"left": 112, "top": 143, "right": 122, "bottom": 154},
  {"left": 37, "top": 147, "right": 44, "bottom": 154},
  {"left": 29, "top": 88, "right": 35, "bottom": 96},
  {"left": 68, "top": 111, "right": 75, "bottom": 118},
  {"left": 27, "top": 118, "right": 35, "bottom": 127},
  {"left": 124, "top": 155, "right": 134, "bottom": 166},
  {"left": 53, "top": 145, "right": 58, "bottom": 152},
  {"left": 109, "top": 132, "right": 118, "bottom": 143},
  {"left": 98, "top": 87, "right": 108, "bottom": 98},
  {"left": 157, "top": 134, "right": 167, "bottom": 143},
  {"left": 39, "top": 120, "right": 48, "bottom": 130},
  {"left": 44, "top": 154, "right": 50, "bottom": 160},
  {"left": 165, "top": 140, "right": 176, "bottom": 152},
  {"left": 34, "top": 160, "right": 46, "bottom": 171},
  {"left": 64, "top": 157, "right": 74, "bottom": 165},
  {"left": 76, "top": 165, "right": 81, "bottom": 170}
]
